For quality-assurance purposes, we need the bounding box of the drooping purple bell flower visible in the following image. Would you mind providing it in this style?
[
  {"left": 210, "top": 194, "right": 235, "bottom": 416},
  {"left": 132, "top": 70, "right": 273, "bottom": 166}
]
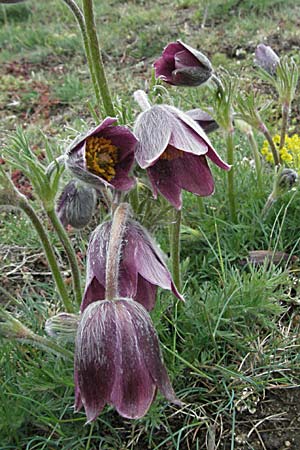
[
  {"left": 154, "top": 40, "right": 213, "bottom": 87},
  {"left": 133, "top": 103, "right": 230, "bottom": 209},
  {"left": 82, "top": 219, "right": 183, "bottom": 312},
  {"left": 56, "top": 180, "right": 97, "bottom": 229},
  {"left": 254, "top": 44, "right": 280, "bottom": 75},
  {"left": 75, "top": 298, "right": 180, "bottom": 421},
  {"left": 186, "top": 108, "right": 219, "bottom": 134},
  {"left": 65, "top": 118, "right": 137, "bottom": 191}
]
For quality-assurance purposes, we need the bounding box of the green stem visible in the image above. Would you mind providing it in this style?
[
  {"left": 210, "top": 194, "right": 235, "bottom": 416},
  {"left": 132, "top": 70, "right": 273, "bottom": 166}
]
[
  {"left": 225, "top": 130, "right": 237, "bottom": 223},
  {"left": 279, "top": 102, "right": 290, "bottom": 150},
  {"left": 82, "top": 0, "right": 115, "bottom": 117},
  {"left": 18, "top": 198, "right": 73, "bottom": 312},
  {"left": 62, "top": 0, "right": 102, "bottom": 112},
  {"left": 197, "top": 197, "right": 205, "bottom": 215},
  {"left": 259, "top": 122, "right": 281, "bottom": 166},
  {"left": 169, "top": 208, "right": 182, "bottom": 291},
  {"left": 47, "top": 209, "right": 82, "bottom": 308},
  {"left": 247, "top": 130, "right": 263, "bottom": 192}
]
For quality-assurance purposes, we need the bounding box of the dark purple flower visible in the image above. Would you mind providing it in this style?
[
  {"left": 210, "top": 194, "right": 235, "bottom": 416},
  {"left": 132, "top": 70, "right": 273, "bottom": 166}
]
[
  {"left": 82, "top": 219, "right": 183, "bottom": 312},
  {"left": 66, "top": 118, "right": 137, "bottom": 191},
  {"left": 75, "top": 298, "right": 180, "bottom": 421},
  {"left": 254, "top": 44, "right": 280, "bottom": 75},
  {"left": 186, "top": 108, "right": 219, "bottom": 134},
  {"left": 154, "top": 40, "right": 212, "bottom": 87},
  {"left": 133, "top": 104, "right": 230, "bottom": 209},
  {"left": 56, "top": 180, "right": 97, "bottom": 229}
]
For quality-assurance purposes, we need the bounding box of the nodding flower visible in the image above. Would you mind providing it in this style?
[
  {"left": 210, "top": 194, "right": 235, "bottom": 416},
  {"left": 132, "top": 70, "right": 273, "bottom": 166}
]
[
  {"left": 75, "top": 298, "right": 181, "bottom": 421},
  {"left": 133, "top": 95, "right": 230, "bottom": 209},
  {"left": 81, "top": 219, "right": 184, "bottom": 312}
]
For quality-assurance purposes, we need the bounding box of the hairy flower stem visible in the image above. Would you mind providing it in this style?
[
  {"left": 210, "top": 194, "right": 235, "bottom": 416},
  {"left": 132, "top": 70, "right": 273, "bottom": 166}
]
[
  {"left": 247, "top": 130, "right": 263, "bottom": 192},
  {"left": 17, "top": 198, "right": 73, "bottom": 312},
  {"left": 62, "top": 0, "right": 102, "bottom": 111},
  {"left": 259, "top": 122, "right": 281, "bottom": 166},
  {"left": 82, "top": 0, "right": 115, "bottom": 117},
  {"left": 169, "top": 208, "right": 181, "bottom": 292},
  {"left": 47, "top": 209, "right": 82, "bottom": 308},
  {"left": 225, "top": 130, "right": 237, "bottom": 223},
  {"left": 279, "top": 102, "right": 290, "bottom": 150},
  {"left": 105, "top": 203, "right": 130, "bottom": 300}
]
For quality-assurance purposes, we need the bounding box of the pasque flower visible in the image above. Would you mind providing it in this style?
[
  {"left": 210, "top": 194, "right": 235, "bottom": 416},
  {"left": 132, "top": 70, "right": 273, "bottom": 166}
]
[
  {"left": 66, "top": 118, "right": 137, "bottom": 191},
  {"left": 75, "top": 298, "right": 180, "bottom": 421},
  {"left": 81, "top": 219, "right": 183, "bottom": 312},
  {"left": 133, "top": 101, "right": 230, "bottom": 209},
  {"left": 56, "top": 180, "right": 97, "bottom": 229},
  {"left": 154, "top": 40, "right": 213, "bottom": 87},
  {"left": 254, "top": 44, "right": 280, "bottom": 75}
]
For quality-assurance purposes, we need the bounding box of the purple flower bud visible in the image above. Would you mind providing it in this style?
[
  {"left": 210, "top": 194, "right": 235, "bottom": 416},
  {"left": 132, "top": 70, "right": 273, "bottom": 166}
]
[
  {"left": 133, "top": 104, "right": 230, "bottom": 209},
  {"left": 75, "top": 299, "right": 181, "bottom": 421},
  {"left": 65, "top": 118, "right": 137, "bottom": 191},
  {"left": 56, "top": 180, "right": 97, "bottom": 229},
  {"left": 82, "top": 219, "right": 184, "bottom": 312},
  {"left": 254, "top": 44, "right": 280, "bottom": 75},
  {"left": 0, "top": 1, "right": 27, "bottom": 3},
  {"left": 186, "top": 108, "right": 219, "bottom": 134},
  {"left": 154, "top": 40, "right": 213, "bottom": 87}
]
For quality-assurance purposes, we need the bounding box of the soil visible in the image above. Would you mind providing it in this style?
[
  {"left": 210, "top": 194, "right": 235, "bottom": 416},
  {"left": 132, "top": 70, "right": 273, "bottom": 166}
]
[{"left": 230, "top": 387, "right": 300, "bottom": 450}]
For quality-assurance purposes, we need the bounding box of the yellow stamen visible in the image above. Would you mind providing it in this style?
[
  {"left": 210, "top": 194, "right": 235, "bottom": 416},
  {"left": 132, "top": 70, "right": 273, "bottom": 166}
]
[
  {"left": 160, "top": 145, "right": 184, "bottom": 161},
  {"left": 85, "top": 136, "right": 118, "bottom": 181}
]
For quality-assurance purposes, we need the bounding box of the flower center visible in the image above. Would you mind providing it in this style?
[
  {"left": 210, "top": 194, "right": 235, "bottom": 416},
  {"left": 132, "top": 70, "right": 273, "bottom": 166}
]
[
  {"left": 160, "top": 145, "right": 184, "bottom": 161},
  {"left": 85, "top": 136, "right": 118, "bottom": 181}
]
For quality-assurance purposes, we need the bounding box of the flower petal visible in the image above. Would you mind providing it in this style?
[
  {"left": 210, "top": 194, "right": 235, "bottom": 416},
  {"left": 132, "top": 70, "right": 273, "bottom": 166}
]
[
  {"left": 134, "top": 106, "right": 172, "bottom": 168},
  {"left": 75, "top": 301, "right": 118, "bottom": 422},
  {"left": 173, "top": 153, "right": 215, "bottom": 196},
  {"left": 206, "top": 147, "right": 231, "bottom": 171},
  {"left": 110, "top": 300, "right": 156, "bottom": 419},
  {"left": 126, "top": 301, "right": 180, "bottom": 405},
  {"left": 153, "top": 41, "right": 184, "bottom": 83},
  {"left": 147, "top": 162, "right": 182, "bottom": 209}
]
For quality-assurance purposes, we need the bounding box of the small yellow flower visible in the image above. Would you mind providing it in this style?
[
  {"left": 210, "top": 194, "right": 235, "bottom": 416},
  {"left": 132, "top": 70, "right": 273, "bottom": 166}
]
[{"left": 261, "top": 133, "right": 300, "bottom": 172}]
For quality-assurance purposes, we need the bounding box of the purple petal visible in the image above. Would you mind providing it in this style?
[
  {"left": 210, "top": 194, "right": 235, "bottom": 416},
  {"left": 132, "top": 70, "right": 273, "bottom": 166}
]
[
  {"left": 254, "top": 44, "right": 280, "bottom": 75},
  {"left": 75, "top": 301, "right": 118, "bottom": 423},
  {"left": 174, "top": 49, "right": 201, "bottom": 69},
  {"left": 81, "top": 277, "right": 105, "bottom": 312},
  {"left": 147, "top": 163, "right": 183, "bottom": 209},
  {"left": 134, "top": 106, "right": 172, "bottom": 168},
  {"left": 186, "top": 108, "right": 219, "bottom": 134},
  {"left": 126, "top": 301, "right": 180, "bottom": 405},
  {"left": 206, "top": 147, "right": 231, "bottom": 171},
  {"left": 153, "top": 41, "right": 185, "bottom": 83},
  {"left": 135, "top": 277, "right": 157, "bottom": 311},
  {"left": 173, "top": 153, "right": 214, "bottom": 196},
  {"left": 110, "top": 301, "right": 156, "bottom": 419},
  {"left": 176, "top": 40, "right": 212, "bottom": 71}
]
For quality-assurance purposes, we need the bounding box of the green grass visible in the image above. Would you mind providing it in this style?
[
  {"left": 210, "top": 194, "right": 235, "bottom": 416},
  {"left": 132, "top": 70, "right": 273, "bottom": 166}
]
[{"left": 0, "top": 0, "right": 300, "bottom": 448}]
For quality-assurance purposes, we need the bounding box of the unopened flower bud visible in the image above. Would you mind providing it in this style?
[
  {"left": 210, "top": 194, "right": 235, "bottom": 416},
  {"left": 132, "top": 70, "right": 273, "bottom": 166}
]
[
  {"left": 278, "top": 168, "right": 298, "bottom": 192},
  {"left": 154, "top": 40, "right": 213, "bottom": 87},
  {"left": 254, "top": 44, "right": 280, "bottom": 75},
  {"left": 45, "top": 313, "right": 79, "bottom": 342},
  {"left": 57, "top": 180, "right": 97, "bottom": 229},
  {"left": 0, "top": 0, "right": 27, "bottom": 3}
]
